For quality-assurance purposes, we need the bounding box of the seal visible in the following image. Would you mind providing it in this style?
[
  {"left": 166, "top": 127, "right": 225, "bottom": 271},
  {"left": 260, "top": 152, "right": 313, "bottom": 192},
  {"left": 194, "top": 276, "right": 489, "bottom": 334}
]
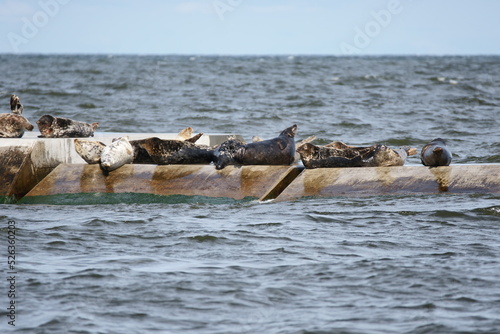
[
  {"left": 0, "top": 95, "right": 34, "bottom": 138},
  {"left": 213, "top": 124, "right": 297, "bottom": 170},
  {"left": 138, "top": 137, "right": 214, "bottom": 165},
  {"left": 100, "top": 137, "right": 134, "bottom": 172},
  {"left": 36, "top": 114, "right": 99, "bottom": 138},
  {"left": 73, "top": 128, "right": 203, "bottom": 165},
  {"left": 212, "top": 136, "right": 246, "bottom": 170},
  {"left": 0, "top": 113, "right": 34, "bottom": 138},
  {"left": 297, "top": 141, "right": 417, "bottom": 169},
  {"left": 10, "top": 95, "right": 23, "bottom": 115},
  {"left": 74, "top": 139, "right": 106, "bottom": 164},
  {"left": 130, "top": 129, "right": 203, "bottom": 164},
  {"left": 421, "top": 138, "right": 452, "bottom": 167}
]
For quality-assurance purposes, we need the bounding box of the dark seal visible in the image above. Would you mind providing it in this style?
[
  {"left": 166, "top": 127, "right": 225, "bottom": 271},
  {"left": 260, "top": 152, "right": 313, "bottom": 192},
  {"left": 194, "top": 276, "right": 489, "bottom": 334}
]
[
  {"left": 420, "top": 138, "right": 452, "bottom": 167},
  {"left": 138, "top": 137, "right": 214, "bottom": 165},
  {"left": 212, "top": 137, "right": 246, "bottom": 170},
  {"left": 297, "top": 141, "right": 417, "bottom": 169},
  {"left": 213, "top": 124, "right": 297, "bottom": 170},
  {"left": 37, "top": 115, "right": 99, "bottom": 138}
]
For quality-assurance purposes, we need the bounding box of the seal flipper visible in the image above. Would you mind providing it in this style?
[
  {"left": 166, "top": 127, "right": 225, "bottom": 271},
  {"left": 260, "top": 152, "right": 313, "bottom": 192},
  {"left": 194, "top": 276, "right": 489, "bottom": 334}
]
[
  {"left": 277, "top": 137, "right": 287, "bottom": 151},
  {"left": 10, "top": 95, "right": 23, "bottom": 115},
  {"left": 185, "top": 133, "right": 203, "bottom": 144}
]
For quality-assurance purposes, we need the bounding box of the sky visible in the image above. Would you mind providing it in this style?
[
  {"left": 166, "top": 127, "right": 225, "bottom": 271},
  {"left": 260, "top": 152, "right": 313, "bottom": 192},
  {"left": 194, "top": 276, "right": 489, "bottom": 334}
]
[{"left": 1, "top": 0, "right": 499, "bottom": 55}]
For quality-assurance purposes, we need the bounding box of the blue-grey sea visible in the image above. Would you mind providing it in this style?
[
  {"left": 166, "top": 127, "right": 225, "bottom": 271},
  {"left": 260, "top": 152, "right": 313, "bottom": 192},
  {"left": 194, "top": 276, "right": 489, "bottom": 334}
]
[{"left": 1, "top": 55, "right": 500, "bottom": 333}]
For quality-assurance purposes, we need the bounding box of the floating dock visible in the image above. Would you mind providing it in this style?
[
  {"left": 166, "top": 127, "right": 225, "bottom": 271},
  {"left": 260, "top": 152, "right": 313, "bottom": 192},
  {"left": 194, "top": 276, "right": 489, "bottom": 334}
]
[{"left": 1, "top": 133, "right": 499, "bottom": 203}]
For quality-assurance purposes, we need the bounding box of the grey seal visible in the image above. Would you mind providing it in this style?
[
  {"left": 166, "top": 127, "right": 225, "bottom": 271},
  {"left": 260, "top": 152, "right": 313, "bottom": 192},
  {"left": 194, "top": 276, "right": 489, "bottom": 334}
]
[
  {"left": 420, "top": 138, "right": 452, "bottom": 166},
  {"left": 214, "top": 124, "right": 297, "bottom": 169}
]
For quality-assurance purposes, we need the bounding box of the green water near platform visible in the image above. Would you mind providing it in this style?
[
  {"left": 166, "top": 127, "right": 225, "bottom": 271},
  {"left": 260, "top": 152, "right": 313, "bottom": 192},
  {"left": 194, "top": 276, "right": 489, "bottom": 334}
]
[{"left": 18, "top": 193, "right": 257, "bottom": 205}]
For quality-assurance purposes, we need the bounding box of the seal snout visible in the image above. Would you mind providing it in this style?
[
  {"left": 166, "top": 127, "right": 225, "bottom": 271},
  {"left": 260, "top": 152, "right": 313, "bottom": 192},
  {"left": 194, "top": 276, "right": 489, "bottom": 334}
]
[{"left": 281, "top": 124, "right": 298, "bottom": 138}]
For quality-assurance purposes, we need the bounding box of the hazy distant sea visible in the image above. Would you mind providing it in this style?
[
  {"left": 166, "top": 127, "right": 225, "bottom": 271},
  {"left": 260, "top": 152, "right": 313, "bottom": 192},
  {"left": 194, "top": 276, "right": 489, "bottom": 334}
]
[{"left": 1, "top": 55, "right": 500, "bottom": 334}]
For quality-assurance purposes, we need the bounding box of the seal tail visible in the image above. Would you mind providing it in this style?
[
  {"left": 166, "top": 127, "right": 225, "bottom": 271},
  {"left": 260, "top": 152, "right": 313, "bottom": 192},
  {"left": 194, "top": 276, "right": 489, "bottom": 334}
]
[{"left": 404, "top": 147, "right": 418, "bottom": 156}]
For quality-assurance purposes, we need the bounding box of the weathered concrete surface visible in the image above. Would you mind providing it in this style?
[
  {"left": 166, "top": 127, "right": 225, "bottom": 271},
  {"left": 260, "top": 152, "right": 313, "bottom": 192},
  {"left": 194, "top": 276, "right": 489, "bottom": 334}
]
[
  {"left": 275, "top": 164, "right": 500, "bottom": 201},
  {"left": 0, "top": 132, "right": 243, "bottom": 200},
  {"left": 0, "top": 145, "right": 35, "bottom": 199},
  {"left": 24, "top": 164, "right": 299, "bottom": 200}
]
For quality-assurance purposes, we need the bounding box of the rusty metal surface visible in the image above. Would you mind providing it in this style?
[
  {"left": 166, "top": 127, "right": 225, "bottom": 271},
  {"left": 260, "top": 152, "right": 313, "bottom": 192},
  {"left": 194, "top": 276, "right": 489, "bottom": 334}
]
[
  {"left": 275, "top": 165, "right": 500, "bottom": 201},
  {"left": 25, "top": 164, "right": 298, "bottom": 200}
]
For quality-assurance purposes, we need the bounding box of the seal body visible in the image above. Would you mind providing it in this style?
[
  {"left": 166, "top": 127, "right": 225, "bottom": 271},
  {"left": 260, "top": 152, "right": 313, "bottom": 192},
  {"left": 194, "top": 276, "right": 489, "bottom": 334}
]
[
  {"left": 37, "top": 115, "right": 98, "bottom": 138},
  {"left": 139, "top": 137, "right": 214, "bottom": 165},
  {"left": 421, "top": 138, "right": 452, "bottom": 166},
  {"left": 214, "top": 124, "right": 297, "bottom": 170},
  {"left": 297, "top": 142, "right": 417, "bottom": 169},
  {"left": 73, "top": 129, "right": 205, "bottom": 165},
  {"left": 369, "top": 145, "right": 416, "bottom": 167},
  {"left": 74, "top": 139, "right": 106, "bottom": 164},
  {"left": 213, "top": 138, "right": 246, "bottom": 170},
  {"left": 0, "top": 113, "right": 34, "bottom": 138},
  {"left": 100, "top": 137, "right": 134, "bottom": 171},
  {"left": 297, "top": 143, "right": 366, "bottom": 168},
  {"left": 130, "top": 128, "right": 203, "bottom": 164}
]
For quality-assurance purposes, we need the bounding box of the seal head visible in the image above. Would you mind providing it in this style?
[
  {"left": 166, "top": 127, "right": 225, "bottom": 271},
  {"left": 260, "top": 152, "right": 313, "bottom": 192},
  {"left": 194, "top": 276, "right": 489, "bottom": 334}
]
[
  {"left": 421, "top": 138, "right": 452, "bottom": 167},
  {"left": 213, "top": 137, "right": 246, "bottom": 170},
  {"left": 74, "top": 139, "right": 106, "bottom": 164}
]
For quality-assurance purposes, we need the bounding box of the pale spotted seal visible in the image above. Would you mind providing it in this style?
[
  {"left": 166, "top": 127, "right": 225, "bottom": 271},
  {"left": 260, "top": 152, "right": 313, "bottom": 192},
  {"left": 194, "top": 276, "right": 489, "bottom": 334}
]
[
  {"left": 0, "top": 95, "right": 34, "bottom": 138},
  {"left": 297, "top": 141, "right": 417, "bottom": 169},
  {"left": 0, "top": 114, "right": 34, "bottom": 138},
  {"left": 37, "top": 114, "right": 98, "bottom": 138},
  {"left": 74, "top": 139, "right": 106, "bottom": 164},
  {"left": 420, "top": 138, "right": 452, "bottom": 167},
  {"left": 213, "top": 124, "right": 297, "bottom": 170},
  {"left": 100, "top": 137, "right": 134, "bottom": 172}
]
